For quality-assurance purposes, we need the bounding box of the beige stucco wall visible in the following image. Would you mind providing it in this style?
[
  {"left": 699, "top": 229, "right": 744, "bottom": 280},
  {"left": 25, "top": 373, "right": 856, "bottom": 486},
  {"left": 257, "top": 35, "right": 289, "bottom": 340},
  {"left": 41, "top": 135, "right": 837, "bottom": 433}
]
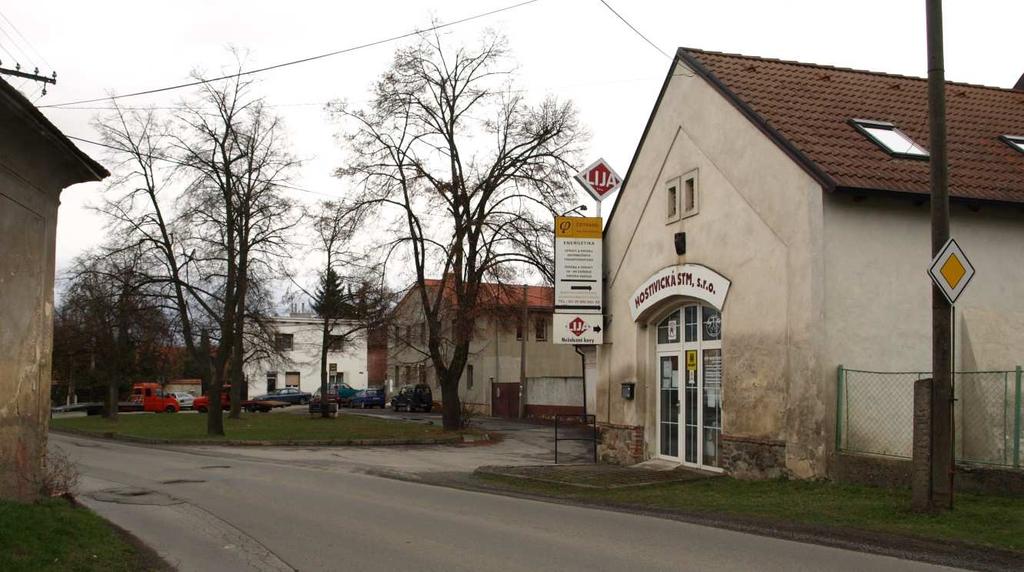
[
  {"left": 0, "top": 105, "right": 103, "bottom": 499},
  {"left": 0, "top": 168, "right": 58, "bottom": 501},
  {"left": 824, "top": 193, "right": 1024, "bottom": 465},
  {"left": 824, "top": 194, "right": 1024, "bottom": 372},
  {"left": 600, "top": 60, "right": 829, "bottom": 477},
  {"left": 388, "top": 304, "right": 582, "bottom": 412}
]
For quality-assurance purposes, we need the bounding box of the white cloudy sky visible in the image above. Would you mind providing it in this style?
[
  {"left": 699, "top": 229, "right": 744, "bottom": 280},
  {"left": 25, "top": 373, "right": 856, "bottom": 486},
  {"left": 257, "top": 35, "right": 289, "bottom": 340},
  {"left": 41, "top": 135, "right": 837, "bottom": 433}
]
[{"left": 4, "top": 0, "right": 1022, "bottom": 275}]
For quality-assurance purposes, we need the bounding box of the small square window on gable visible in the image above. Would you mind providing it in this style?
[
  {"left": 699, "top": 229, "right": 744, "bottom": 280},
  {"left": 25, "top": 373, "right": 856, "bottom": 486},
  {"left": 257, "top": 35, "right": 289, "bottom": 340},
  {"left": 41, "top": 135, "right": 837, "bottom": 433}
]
[
  {"left": 666, "top": 177, "right": 680, "bottom": 221},
  {"left": 1001, "top": 135, "right": 1024, "bottom": 154},
  {"left": 850, "top": 119, "right": 929, "bottom": 159},
  {"left": 682, "top": 172, "right": 698, "bottom": 217}
]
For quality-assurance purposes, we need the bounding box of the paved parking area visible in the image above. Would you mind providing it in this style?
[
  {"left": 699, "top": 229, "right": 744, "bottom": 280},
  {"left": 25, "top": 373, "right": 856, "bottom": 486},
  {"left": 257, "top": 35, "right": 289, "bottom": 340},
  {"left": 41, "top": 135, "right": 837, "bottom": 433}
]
[{"left": 163, "top": 407, "right": 596, "bottom": 479}]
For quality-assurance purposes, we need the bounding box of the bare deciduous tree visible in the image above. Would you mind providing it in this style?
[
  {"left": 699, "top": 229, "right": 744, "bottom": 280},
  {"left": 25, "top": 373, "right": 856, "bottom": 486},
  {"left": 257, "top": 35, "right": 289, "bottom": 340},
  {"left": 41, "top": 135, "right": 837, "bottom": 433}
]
[
  {"left": 331, "top": 32, "right": 585, "bottom": 430},
  {"left": 92, "top": 62, "right": 299, "bottom": 435}
]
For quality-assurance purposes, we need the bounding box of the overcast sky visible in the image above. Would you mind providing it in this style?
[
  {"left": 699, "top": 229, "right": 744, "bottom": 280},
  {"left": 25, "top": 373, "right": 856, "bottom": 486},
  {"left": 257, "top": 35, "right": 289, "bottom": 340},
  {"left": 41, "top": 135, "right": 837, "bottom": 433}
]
[{"left": 4, "top": 0, "right": 1021, "bottom": 278}]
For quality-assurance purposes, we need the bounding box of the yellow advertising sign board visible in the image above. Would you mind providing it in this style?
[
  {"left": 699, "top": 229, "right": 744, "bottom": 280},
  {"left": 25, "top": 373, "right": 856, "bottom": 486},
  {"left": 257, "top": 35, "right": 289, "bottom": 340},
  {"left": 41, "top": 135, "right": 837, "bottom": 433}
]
[{"left": 555, "top": 216, "right": 602, "bottom": 239}]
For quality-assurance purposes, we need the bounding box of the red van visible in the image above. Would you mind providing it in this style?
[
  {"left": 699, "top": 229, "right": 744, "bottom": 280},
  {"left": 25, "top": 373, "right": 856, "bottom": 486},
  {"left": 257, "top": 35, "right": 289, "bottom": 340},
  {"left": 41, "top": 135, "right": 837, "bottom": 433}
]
[{"left": 129, "top": 383, "right": 181, "bottom": 413}]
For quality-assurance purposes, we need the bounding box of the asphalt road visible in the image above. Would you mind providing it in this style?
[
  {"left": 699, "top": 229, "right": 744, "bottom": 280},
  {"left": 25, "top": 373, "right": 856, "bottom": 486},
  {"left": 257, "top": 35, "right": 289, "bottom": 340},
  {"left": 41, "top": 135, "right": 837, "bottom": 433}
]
[{"left": 50, "top": 432, "right": 955, "bottom": 572}]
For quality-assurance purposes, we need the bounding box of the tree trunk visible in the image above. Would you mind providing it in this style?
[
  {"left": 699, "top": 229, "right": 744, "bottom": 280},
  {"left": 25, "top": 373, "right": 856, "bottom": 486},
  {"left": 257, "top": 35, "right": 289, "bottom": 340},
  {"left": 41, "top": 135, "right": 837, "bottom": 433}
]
[
  {"left": 228, "top": 343, "right": 243, "bottom": 419},
  {"left": 202, "top": 330, "right": 225, "bottom": 436},
  {"left": 207, "top": 367, "right": 226, "bottom": 435},
  {"left": 320, "top": 318, "right": 330, "bottom": 418},
  {"left": 440, "top": 374, "right": 461, "bottom": 431},
  {"left": 104, "top": 378, "right": 118, "bottom": 420}
]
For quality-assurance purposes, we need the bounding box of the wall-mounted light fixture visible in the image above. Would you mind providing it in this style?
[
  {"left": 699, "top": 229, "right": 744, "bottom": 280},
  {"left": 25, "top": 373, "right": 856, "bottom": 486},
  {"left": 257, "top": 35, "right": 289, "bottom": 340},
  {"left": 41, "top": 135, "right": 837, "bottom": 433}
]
[{"left": 674, "top": 232, "right": 686, "bottom": 256}]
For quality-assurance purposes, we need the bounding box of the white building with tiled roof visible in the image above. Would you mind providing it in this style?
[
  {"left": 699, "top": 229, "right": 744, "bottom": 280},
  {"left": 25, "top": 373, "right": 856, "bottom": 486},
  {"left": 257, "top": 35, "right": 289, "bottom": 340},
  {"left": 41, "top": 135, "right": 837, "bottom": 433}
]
[{"left": 595, "top": 48, "right": 1024, "bottom": 481}]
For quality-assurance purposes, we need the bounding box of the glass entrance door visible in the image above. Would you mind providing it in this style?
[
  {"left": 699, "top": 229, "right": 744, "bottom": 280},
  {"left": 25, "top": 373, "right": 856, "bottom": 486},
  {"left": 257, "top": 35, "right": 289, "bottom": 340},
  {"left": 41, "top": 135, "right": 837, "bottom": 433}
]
[
  {"left": 658, "top": 355, "right": 679, "bottom": 458},
  {"left": 655, "top": 305, "right": 723, "bottom": 470}
]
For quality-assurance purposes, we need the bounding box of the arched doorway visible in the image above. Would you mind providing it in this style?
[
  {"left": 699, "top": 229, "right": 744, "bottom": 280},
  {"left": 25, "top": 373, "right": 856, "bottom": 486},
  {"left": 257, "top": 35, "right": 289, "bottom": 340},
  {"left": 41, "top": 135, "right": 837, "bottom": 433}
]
[{"left": 654, "top": 303, "right": 722, "bottom": 470}]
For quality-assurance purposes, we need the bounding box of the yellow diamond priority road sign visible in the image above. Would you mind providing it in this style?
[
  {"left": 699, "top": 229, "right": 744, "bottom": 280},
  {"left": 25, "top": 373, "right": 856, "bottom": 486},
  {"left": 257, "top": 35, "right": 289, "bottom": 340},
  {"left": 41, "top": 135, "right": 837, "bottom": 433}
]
[{"left": 928, "top": 238, "right": 975, "bottom": 305}]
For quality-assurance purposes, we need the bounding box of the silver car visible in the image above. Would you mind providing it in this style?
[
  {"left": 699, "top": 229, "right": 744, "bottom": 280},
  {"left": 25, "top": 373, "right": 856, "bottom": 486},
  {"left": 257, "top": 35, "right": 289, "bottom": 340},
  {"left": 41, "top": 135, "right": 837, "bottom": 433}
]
[{"left": 170, "top": 391, "right": 196, "bottom": 410}]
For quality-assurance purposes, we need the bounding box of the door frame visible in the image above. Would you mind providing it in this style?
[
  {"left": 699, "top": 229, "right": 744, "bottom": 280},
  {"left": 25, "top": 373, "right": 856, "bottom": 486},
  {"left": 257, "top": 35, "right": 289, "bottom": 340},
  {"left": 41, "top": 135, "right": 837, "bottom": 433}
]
[{"left": 653, "top": 303, "right": 724, "bottom": 473}]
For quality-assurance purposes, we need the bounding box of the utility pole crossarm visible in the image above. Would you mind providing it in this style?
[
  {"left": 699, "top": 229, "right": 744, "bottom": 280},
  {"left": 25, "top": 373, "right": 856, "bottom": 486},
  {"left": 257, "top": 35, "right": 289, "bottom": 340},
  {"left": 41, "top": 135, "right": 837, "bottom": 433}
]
[{"left": 0, "top": 65, "right": 56, "bottom": 84}]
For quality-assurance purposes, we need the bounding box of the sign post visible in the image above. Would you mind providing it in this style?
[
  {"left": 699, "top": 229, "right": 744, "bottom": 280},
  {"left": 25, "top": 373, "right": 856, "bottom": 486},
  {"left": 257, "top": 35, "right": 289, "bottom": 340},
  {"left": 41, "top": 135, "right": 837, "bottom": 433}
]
[{"left": 554, "top": 159, "right": 621, "bottom": 421}]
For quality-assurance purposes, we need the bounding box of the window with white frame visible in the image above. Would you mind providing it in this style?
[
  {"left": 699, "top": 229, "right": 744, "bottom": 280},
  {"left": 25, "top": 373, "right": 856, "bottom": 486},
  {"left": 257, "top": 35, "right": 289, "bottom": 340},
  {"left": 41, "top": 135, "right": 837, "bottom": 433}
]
[
  {"left": 666, "top": 177, "right": 680, "bottom": 221},
  {"left": 681, "top": 170, "right": 699, "bottom": 218},
  {"left": 850, "top": 119, "right": 928, "bottom": 159},
  {"left": 1001, "top": 135, "right": 1024, "bottom": 154}
]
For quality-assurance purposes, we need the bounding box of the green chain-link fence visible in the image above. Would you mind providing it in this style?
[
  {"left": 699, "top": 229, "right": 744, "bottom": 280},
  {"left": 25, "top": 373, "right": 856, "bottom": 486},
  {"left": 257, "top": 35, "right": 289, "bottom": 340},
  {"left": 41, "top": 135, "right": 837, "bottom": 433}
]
[{"left": 836, "top": 365, "right": 1023, "bottom": 468}]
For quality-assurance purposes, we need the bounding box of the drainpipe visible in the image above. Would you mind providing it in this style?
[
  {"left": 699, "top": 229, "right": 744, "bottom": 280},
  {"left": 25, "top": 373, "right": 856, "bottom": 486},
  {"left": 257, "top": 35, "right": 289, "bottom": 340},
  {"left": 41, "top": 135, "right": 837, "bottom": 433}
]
[
  {"left": 575, "top": 345, "right": 587, "bottom": 418},
  {"left": 519, "top": 284, "right": 528, "bottom": 419},
  {"left": 493, "top": 317, "right": 499, "bottom": 416}
]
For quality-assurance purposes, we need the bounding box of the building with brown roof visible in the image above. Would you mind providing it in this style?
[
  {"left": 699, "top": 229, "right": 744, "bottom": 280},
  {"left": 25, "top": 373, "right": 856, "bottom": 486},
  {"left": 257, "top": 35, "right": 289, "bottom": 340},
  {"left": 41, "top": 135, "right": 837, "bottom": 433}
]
[
  {"left": 0, "top": 78, "right": 108, "bottom": 500},
  {"left": 388, "top": 278, "right": 584, "bottom": 419},
  {"left": 597, "top": 48, "right": 1024, "bottom": 479}
]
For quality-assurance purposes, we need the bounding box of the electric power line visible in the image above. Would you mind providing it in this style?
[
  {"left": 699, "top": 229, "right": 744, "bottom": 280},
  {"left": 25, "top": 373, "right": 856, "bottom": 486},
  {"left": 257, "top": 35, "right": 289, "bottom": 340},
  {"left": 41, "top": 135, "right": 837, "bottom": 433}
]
[
  {"left": 65, "top": 134, "right": 337, "bottom": 198},
  {"left": 597, "top": 0, "right": 670, "bottom": 59},
  {"left": 40, "top": 0, "right": 540, "bottom": 109},
  {"left": 0, "top": 22, "right": 31, "bottom": 66},
  {"left": 0, "top": 9, "right": 54, "bottom": 69}
]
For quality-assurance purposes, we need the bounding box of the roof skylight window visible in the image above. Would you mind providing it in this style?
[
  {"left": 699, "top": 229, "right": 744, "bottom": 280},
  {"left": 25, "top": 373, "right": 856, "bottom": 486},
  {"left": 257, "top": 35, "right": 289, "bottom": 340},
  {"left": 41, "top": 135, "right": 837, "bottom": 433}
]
[
  {"left": 1001, "top": 135, "right": 1024, "bottom": 154},
  {"left": 850, "top": 119, "right": 929, "bottom": 159}
]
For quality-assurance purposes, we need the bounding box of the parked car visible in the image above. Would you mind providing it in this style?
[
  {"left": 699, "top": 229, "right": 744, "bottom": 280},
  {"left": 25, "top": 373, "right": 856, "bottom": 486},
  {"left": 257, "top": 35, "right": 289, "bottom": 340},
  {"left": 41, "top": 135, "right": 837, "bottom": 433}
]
[
  {"left": 308, "top": 383, "right": 359, "bottom": 413},
  {"left": 390, "top": 384, "right": 433, "bottom": 413},
  {"left": 192, "top": 388, "right": 229, "bottom": 413},
  {"left": 193, "top": 386, "right": 273, "bottom": 413},
  {"left": 169, "top": 392, "right": 195, "bottom": 410},
  {"left": 253, "top": 387, "right": 311, "bottom": 405},
  {"left": 128, "top": 383, "right": 180, "bottom": 413},
  {"left": 349, "top": 388, "right": 386, "bottom": 409}
]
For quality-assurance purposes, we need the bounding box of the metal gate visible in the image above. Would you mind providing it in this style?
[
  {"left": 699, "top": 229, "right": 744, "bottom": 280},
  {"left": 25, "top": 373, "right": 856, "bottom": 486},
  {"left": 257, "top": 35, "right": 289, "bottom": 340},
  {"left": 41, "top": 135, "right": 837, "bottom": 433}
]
[{"left": 491, "top": 382, "right": 520, "bottom": 419}]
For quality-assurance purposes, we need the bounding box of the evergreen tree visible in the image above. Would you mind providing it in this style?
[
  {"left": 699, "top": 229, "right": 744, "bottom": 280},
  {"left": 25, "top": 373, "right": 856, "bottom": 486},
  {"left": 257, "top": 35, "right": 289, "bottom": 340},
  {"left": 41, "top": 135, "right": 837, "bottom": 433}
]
[{"left": 312, "top": 268, "right": 346, "bottom": 417}]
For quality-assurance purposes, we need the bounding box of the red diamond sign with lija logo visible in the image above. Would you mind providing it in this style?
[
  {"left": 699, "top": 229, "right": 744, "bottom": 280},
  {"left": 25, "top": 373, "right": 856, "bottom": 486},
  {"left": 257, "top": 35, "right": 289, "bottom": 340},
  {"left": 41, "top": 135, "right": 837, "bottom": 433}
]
[
  {"left": 568, "top": 316, "right": 588, "bottom": 337},
  {"left": 574, "top": 158, "right": 622, "bottom": 202}
]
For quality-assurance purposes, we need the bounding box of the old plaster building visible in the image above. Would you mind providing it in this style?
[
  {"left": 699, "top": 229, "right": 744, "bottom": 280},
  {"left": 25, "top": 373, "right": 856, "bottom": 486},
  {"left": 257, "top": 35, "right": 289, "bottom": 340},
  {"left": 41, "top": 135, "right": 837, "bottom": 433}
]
[
  {"left": 0, "top": 78, "right": 108, "bottom": 499},
  {"left": 243, "top": 313, "right": 370, "bottom": 397},
  {"left": 389, "top": 279, "right": 584, "bottom": 418},
  {"left": 597, "top": 48, "right": 1024, "bottom": 479}
]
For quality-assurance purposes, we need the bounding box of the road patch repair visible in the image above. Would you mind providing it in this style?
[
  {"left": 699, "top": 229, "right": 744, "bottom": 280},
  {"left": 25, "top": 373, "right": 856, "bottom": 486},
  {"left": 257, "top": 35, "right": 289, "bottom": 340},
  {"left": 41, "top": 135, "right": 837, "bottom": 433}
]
[{"left": 81, "top": 480, "right": 292, "bottom": 572}]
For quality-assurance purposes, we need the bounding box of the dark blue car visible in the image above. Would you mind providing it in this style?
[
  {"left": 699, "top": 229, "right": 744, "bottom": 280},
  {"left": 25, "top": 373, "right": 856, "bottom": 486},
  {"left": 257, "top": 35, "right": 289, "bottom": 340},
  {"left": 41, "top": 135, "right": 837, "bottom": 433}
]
[{"left": 349, "top": 388, "right": 386, "bottom": 409}]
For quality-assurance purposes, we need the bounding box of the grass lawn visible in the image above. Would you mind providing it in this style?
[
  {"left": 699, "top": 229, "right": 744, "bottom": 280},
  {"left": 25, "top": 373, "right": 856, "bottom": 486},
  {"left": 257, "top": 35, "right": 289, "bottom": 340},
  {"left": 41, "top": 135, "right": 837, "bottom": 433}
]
[
  {"left": 0, "top": 498, "right": 164, "bottom": 571},
  {"left": 51, "top": 412, "right": 454, "bottom": 443},
  {"left": 475, "top": 474, "right": 1024, "bottom": 553}
]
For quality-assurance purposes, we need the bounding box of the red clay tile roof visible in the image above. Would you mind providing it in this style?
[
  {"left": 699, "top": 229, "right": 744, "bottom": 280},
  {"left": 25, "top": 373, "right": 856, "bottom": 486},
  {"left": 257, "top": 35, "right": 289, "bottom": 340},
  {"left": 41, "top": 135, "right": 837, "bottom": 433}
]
[
  {"left": 678, "top": 48, "right": 1024, "bottom": 204},
  {"left": 394, "top": 278, "right": 554, "bottom": 314},
  {"left": 421, "top": 279, "right": 553, "bottom": 309}
]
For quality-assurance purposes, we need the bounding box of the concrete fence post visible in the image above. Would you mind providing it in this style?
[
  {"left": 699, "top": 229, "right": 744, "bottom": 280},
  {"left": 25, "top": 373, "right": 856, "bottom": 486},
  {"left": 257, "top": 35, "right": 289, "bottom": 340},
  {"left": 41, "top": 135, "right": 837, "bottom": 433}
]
[
  {"left": 835, "top": 365, "right": 845, "bottom": 453},
  {"left": 1014, "top": 366, "right": 1022, "bottom": 469},
  {"left": 912, "top": 378, "right": 933, "bottom": 512}
]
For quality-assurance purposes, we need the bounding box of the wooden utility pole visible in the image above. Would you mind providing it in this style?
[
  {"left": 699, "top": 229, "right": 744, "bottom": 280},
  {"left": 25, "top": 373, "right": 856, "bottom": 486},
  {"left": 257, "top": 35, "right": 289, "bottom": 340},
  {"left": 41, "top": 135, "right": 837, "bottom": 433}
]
[{"left": 926, "top": 0, "right": 954, "bottom": 510}]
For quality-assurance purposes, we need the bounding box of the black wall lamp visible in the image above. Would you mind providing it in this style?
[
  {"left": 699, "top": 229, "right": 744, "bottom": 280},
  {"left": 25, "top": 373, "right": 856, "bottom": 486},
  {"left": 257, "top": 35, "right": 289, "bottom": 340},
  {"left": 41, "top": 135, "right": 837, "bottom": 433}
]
[{"left": 674, "top": 232, "right": 686, "bottom": 256}]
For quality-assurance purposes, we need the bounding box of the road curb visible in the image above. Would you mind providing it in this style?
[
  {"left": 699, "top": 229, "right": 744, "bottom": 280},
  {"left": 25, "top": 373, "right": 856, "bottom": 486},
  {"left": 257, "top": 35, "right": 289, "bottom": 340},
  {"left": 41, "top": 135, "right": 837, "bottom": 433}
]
[
  {"left": 459, "top": 470, "right": 1023, "bottom": 572},
  {"left": 50, "top": 427, "right": 472, "bottom": 447}
]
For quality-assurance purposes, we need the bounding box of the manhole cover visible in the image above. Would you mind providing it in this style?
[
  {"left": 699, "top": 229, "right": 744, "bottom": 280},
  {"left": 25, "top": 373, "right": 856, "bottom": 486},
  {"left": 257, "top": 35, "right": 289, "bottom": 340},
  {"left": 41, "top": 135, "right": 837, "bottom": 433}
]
[
  {"left": 200, "top": 465, "right": 231, "bottom": 470},
  {"left": 161, "top": 479, "right": 206, "bottom": 485}
]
